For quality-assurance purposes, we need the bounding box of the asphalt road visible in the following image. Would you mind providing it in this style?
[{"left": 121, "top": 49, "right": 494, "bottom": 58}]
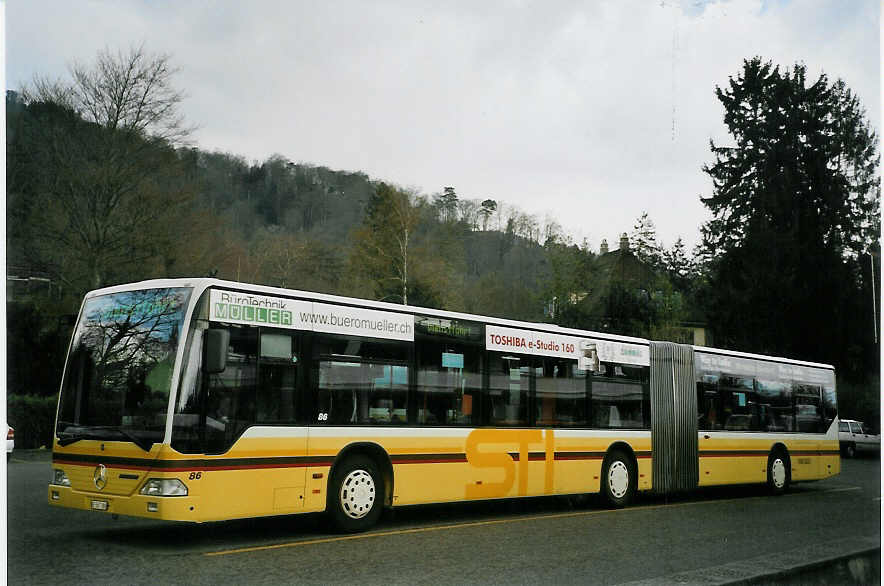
[{"left": 7, "top": 452, "right": 881, "bottom": 585}]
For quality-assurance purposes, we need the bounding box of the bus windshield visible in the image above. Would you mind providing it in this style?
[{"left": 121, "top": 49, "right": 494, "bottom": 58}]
[{"left": 56, "top": 287, "right": 192, "bottom": 451}]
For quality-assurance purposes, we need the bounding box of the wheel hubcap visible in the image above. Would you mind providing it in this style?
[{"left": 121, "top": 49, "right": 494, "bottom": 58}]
[
  {"left": 340, "top": 469, "right": 376, "bottom": 519},
  {"left": 771, "top": 458, "right": 786, "bottom": 488},
  {"left": 608, "top": 461, "right": 629, "bottom": 499}
]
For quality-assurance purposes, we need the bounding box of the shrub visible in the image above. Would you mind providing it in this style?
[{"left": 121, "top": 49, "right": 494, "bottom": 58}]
[{"left": 7, "top": 393, "right": 58, "bottom": 449}]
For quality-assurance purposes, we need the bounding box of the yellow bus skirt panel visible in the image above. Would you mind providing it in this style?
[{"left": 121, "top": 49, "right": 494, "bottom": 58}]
[
  {"left": 308, "top": 428, "right": 651, "bottom": 507},
  {"left": 697, "top": 434, "right": 837, "bottom": 486}
]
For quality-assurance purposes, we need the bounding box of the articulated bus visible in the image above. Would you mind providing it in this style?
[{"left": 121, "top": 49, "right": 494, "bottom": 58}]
[{"left": 49, "top": 278, "right": 840, "bottom": 531}]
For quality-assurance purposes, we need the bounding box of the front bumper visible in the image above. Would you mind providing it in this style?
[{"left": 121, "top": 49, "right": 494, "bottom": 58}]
[{"left": 48, "top": 485, "right": 201, "bottom": 522}]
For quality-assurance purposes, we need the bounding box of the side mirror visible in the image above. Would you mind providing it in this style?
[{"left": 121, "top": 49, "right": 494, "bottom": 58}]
[{"left": 203, "top": 329, "right": 230, "bottom": 374}]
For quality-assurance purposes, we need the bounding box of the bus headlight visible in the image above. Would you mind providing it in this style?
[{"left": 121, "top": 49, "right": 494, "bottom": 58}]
[
  {"left": 140, "top": 478, "right": 188, "bottom": 497},
  {"left": 51, "top": 469, "right": 71, "bottom": 487}
]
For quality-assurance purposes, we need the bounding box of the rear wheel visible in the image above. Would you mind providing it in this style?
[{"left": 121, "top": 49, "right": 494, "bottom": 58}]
[
  {"left": 601, "top": 450, "right": 636, "bottom": 508},
  {"left": 767, "top": 451, "right": 790, "bottom": 495},
  {"left": 328, "top": 455, "right": 383, "bottom": 533},
  {"left": 845, "top": 443, "right": 856, "bottom": 459}
]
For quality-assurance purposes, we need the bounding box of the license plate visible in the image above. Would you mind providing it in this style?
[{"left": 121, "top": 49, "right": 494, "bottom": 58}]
[{"left": 91, "top": 500, "right": 109, "bottom": 511}]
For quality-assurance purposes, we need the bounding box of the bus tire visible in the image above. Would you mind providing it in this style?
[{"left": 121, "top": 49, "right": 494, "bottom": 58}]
[
  {"left": 601, "top": 449, "right": 635, "bottom": 508},
  {"left": 766, "top": 451, "right": 790, "bottom": 495},
  {"left": 328, "top": 455, "right": 383, "bottom": 533}
]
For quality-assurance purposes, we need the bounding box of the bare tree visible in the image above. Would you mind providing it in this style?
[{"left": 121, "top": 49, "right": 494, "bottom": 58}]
[
  {"left": 14, "top": 46, "right": 196, "bottom": 292},
  {"left": 457, "top": 198, "right": 481, "bottom": 230},
  {"left": 27, "top": 45, "right": 194, "bottom": 144}
]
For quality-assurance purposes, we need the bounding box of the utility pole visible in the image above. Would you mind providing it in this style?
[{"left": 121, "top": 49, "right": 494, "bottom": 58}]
[{"left": 871, "top": 251, "right": 877, "bottom": 345}]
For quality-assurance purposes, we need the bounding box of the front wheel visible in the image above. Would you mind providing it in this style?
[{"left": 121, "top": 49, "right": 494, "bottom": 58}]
[
  {"left": 844, "top": 443, "right": 856, "bottom": 459},
  {"left": 328, "top": 455, "right": 383, "bottom": 533},
  {"left": 767, "top": 452, "right": 790, "bottom": 495},
  {"left": 601, "top": 450, "right": 636, "bottom": 508}
]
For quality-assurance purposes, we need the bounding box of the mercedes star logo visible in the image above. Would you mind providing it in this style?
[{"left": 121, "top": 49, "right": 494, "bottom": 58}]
[{"left": 93, "top": 464, "right": 108, "bottom": 490}]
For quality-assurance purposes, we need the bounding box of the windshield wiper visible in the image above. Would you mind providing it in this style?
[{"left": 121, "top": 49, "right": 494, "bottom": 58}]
[
  {"left": 56, "top": 427, "right": 153, "bottom": 453},
  {"left": 107, "top": 428, "right": 154, "bottom": 453},
  {"left": 57, "top": 433, "right": 87, "bottom": 447}
]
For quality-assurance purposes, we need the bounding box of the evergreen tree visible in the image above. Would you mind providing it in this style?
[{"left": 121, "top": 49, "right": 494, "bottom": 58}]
[
  {"left": 629, "top": 212, "right": 664, "bottom": 268},
  {"left": 663, "top": 237, "right": 694, "bottom": 289},
  {"left": 700, "top": 57, "right": 879, "bottom": 375},
  {"left": 435, "top": 186, "right": 459, "bottom": 223},
  {"left": 479, "top": 199, "right": 497, "bottom": 230},
  {"left": 350, "top": 183, "right": 421, "bottom": 304}
]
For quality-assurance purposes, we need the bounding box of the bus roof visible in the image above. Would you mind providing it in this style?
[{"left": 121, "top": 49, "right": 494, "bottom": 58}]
[{"left": 85, "top": 277, "right": 835, "bottom": 371}]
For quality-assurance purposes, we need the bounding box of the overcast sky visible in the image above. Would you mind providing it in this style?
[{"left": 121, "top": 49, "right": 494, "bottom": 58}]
[{"left": 5, "top": 0, "right": 880, "bottom": 251}]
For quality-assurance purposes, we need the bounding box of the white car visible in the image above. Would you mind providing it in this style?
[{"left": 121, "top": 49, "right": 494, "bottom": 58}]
[
  {"left": 6, "top": 425, "right": 13, "bottom": 462},
  {"left": 838, "top": 419, "right": 880, "bottom": 458}
]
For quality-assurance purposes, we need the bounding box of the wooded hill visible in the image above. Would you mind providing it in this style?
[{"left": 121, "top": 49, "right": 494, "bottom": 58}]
[
  {"left": 5, "top": 86, "right": 697, "bottom": 395},
  {"left": 5, "top": 50, "right": 880, "bottom": 431}
]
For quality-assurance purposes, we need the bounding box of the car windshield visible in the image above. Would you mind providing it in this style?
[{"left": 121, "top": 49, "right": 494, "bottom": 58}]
[{"left": 56, "top": 288, "right": 191, "bottom": 450}]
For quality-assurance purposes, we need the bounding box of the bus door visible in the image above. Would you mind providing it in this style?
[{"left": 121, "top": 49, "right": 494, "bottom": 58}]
[
  {"left": 649, "top": 342, "right": 699, "bottom": 494},
  {"left": 200, "top": 327, "right": 307, "bottom": 519}
]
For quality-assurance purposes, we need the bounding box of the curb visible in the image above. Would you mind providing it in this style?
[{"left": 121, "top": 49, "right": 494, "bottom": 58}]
[
  {"left": 619, "top": 537, "right": 880, "bottom": 585},
  {"left": 729, "top": 545, "right": 880, "bottom": 585}
]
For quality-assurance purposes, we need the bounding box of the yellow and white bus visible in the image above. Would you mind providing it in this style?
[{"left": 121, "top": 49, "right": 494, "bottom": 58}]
[{"left": 48, "top": 278, "right": 840, "bottom": 531}]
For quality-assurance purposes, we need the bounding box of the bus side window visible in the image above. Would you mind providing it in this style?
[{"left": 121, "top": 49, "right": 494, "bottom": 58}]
[
  {"left": 257, "top": 332, "right": 299, "bottom": 424},
  {"left": 535, "top": 358, "right": 586, "bottom": 427},
  {"left": 415, "top": 342, "right": 482, "bottom": 426},
  {"left": 719, "top": 375, "right": 759, "bottom": 431},
  {"left": 756, "top": 378, "right": 792, "bottom": 432},
  {"left": 486, "top": 353, "right": 530, "bottom": 426},
  {"left": 793, "top": 383, "right": 823, "bottom": 433},
  {"left": 590, "top": 362, "right": 648, "bottom": 429},
  {"left": 696, "top": 371, "right": 720, "bottom": 430},
  {"left": 314, "top": 335, "right": 409, "bottom": 426}
]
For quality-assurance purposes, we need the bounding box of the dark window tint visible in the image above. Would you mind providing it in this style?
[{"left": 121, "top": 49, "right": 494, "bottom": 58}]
[
  {"left": 486, "top": 353, "right": 530, "bottom": 426},
  {"left": 694, "top": 358, "right": 835, "bottom": 435},
  {"left": 756, "top": 379, "right": 792, "bottom": 431},
  {"left": 257, "top": 332, "right": 300, "bottom": 424},
  {"left": 535, "top": 358, "right": 586, "bottom": 427},
  {"left": 838, "top": 421, "right": 849, "bottom": 432},
  {"left": 204, "top": 325, "right": 258, "bottom": 453},
  {"left": 314, "top": 335, "right": 409, "bottom": 425},
  {"left": 415, "top": 340, "right": 481, "bottom": 426},
  {"left": 793, "top": 383, "right": 822, "bottom": 433},
  {"left": 697, "top": 372, "right": 721, "bottom": 430},
  {"left": 590, "top": 362, "right": 649, "bottom": 429},
  {"left": 719, "top": 375, "right": 760, "bottom": 431},
  {"left": 822, "top": 383, "right": 837, "bottom": 431}
]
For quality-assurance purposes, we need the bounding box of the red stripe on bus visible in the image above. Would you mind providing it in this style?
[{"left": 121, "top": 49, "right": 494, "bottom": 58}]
[
  {"left": 393, "top": 458, "right": 467, "bottom": 465},
  {"left": 175, "top": 463, "right": 318, "bottom": 471},
  {"left": 553, "top": 453, "right": 604, "bottom": 461},
  {"left": 699, "top": 452, "right": 767, "bottom": 458}
]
